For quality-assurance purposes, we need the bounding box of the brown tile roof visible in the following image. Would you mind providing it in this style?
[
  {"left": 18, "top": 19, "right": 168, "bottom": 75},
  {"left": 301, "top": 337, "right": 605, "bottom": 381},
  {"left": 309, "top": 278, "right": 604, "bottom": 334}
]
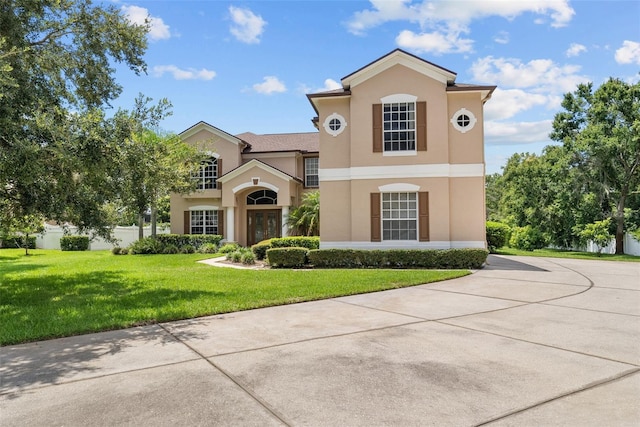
[{"left": 236, "top": 132, "right": 319, "bottom": 153}]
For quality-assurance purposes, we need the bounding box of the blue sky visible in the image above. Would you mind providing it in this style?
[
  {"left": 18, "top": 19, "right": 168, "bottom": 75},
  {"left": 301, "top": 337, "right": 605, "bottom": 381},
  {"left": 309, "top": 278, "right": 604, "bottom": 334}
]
[{"left": 110, "top": 0, "right": 640, "bottom": 174}]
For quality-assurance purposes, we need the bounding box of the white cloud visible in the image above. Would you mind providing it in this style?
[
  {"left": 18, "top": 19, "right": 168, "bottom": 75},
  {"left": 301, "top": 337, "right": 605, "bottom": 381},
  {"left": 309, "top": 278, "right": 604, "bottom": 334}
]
[
  {"left": 121, "top": 5, "right": 171, "bottom": 41},
  {"left": 470, "top": 56, "right": 590, "bottom": 94},
  {"left": 229, "top": 6, "right": 266, "bottom": 44},
  {"left": 152, "top": 65, "right": 216, "bottom": 81},
  {"left": 494, "top": 31, "right": 509, "bottom": 44},
  {"left": 347, "top": 0, "right": 574, "bottom": 36},
  {"left": 566, "top": 43, "right": 587, "bottom": 57},
  {"left": 484, "top": 89, "right": 549, "bottom": 121},
  {"left": 319, "top": 78, "right": 342, "bottom": 91},
  {"left": 485, "top": 120, "right": 553, "bottom": 145},
  {"left": 253, "top": 76, "right": 286, "bottom": 94},
  {"left": 615, "top": 40, "right": 640, "bottom": 65},
  {"left": 395, "top": 29, "right": 473, "bottom": 55}
]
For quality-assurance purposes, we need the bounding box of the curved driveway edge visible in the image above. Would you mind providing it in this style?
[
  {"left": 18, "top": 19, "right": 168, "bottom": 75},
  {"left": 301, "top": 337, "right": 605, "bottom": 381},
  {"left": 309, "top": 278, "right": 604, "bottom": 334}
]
[{"left": 1, "top": 255, "right": 639, "bottom": 426}]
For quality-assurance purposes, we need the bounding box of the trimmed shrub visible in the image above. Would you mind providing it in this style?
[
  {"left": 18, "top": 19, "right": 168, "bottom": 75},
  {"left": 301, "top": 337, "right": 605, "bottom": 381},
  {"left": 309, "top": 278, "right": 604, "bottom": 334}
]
[
  {"left": 241, "top": 251, "right": 256, "bottom": 265},
  {"left": 162, "top": 244, "right": 180, "bottom": 254},
  {"left": 307, "top": 248, "right": 488, "bottom": 269},
  {"left": 270, "top": 236, "right": 320, "bottom": 250},
  {"left": 251, "top": 240, "right": 272, "bottom": 260},
  {"left": 60, "top": 236, "right": 90, "bottom": 251},
  {"left": 486, "top": 222, "right": 511, "bottom": 253},
  {"left": 230, "top": 250, "right": 243, "bottom": 263},
  {"left": 156, "top": 234, "right": 223, "bottom": 251},
  {"left": 111, "top": 247, "right": 122, "bottom": 255},
  {"left": 1, "top": 235, "right": 37, "bottom": 249},
  {"left": 266, "top": 247, "right": 309, "bottom": 268},
  {"left": 119, "top": 248, "right": 129, "bottom": 255},
  {"left": 509, "top": 226, "right": 547, "bottom": 251},
  {"left": 219, "top": 242, "right": 240, "bottom": 254},
  {"left": 198, "top": 243, "right": 218, "bottom": 254},
  {"left": 180, "top": 244, "right": 195, "bottom": 254},
  {"left": 128, "top": 237, "right": 162, "bottom": 254}
]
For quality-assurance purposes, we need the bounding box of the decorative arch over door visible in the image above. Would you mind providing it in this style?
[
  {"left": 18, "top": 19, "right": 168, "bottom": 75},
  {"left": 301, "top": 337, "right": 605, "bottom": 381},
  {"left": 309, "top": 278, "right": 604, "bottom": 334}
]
[{"left": 247, "top": 189, "right": 278, "bottom": 205}]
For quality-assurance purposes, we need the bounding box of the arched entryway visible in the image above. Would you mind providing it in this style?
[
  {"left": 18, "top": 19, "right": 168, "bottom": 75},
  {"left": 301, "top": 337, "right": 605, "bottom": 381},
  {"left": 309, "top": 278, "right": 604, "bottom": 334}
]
[{"left": 246, "top": 189, "right": 281, "bottom": 246}]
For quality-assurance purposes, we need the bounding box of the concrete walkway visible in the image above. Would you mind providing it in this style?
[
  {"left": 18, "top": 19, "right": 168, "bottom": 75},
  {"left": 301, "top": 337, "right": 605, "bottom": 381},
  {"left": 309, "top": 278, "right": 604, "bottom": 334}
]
[{"left": 1, "top": 255, "right": 639, "bottom": 426}]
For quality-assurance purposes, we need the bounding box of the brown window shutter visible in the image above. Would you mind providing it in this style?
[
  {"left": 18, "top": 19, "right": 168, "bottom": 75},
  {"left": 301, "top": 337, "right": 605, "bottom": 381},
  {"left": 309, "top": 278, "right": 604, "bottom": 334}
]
[
  {"left": 217, "top": 210, "right": 224, "bottom": 238},
  {"left": 370, "top": 193, "right": 381, "bottom": 242},
  {"left": 372, "top": 104, "right": 382, "bottom": 153},
  {"left": 216, "top": 158, "right": 222, "bottom": 189},
  {"left": 183, "top": 211, "right": 190, "bottom": 235},
  {"left": 417, "top": 101, "right": 427, "bottom": 152},
  {"left": 418, "top": 192, "right": 429, "bottom": 241}
]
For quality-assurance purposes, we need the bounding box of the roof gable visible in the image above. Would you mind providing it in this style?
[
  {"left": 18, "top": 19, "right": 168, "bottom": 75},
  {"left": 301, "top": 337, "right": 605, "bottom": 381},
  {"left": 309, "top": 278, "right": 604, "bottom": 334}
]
[
  {"left": 341, "top": 49, "right": 457, "bottom": 89},
  {"left": 179, "top": 121, "right": 247, "bottom": 147},
  {"left": 217, "top": 159, "right": 301, "bottom": 184}
]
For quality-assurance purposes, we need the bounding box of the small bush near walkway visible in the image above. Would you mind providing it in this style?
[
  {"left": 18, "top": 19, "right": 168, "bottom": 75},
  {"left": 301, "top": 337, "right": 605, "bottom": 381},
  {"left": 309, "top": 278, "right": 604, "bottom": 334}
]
[
  {"left": 252, "top": 236, "right": 319, "bottom": 260},
  {"left": 267, "top": 247, "right": 309, "bottom": 268}
]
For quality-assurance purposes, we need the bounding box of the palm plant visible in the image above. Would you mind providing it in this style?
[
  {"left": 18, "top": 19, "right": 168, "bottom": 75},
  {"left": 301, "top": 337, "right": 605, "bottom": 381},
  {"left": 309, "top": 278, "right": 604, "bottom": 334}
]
[{"left": 286, "top": 191, "right": 319, "bottom": 236}]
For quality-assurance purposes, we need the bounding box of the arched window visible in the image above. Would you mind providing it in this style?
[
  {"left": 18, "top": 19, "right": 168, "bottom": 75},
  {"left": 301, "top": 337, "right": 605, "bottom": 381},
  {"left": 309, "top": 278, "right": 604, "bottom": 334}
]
[{"left": 247, "top": 189, "right": 277, "bottom": 205}]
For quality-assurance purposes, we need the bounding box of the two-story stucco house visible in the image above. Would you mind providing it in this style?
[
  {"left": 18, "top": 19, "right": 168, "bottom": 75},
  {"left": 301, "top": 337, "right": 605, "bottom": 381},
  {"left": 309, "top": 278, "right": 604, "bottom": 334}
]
[{"left": 170, "top": 49, "right": 495, "bottom": 249}]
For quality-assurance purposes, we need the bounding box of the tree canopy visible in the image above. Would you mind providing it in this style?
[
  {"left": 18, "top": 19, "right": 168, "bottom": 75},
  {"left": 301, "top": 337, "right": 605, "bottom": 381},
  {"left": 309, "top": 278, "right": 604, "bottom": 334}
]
[
  {"left": 1, "top": 0, "right": 149, "bottom": 237},
  {"left": 489, "top": 78, "right": 640, "bottom": 254}
]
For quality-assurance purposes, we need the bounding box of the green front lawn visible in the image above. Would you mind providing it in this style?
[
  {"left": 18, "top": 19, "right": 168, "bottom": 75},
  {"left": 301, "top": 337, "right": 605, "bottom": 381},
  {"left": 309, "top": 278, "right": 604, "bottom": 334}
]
[
  {"left": 495, "top": 247, "right": 640, "bottom": 262},
  {"left": 0, "top": 249, "right": 469, "bottom": 345}
]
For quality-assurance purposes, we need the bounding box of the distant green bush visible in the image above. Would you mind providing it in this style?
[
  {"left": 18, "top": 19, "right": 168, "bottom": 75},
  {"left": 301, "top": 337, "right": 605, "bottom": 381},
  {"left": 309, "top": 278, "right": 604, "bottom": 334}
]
[
  {"left": 486, "top": 222, "right": 511, "bottom": 253},
  {"left": 270, "top": 236, "right": 320, "bottom": 250},
  {"left": 1, "top": 235, "right": 36, "bottom": 249},
  {"left": 162, "top": 244, "right": 180, "bottom": 254},
  {"left": 60, "top": 236, "right": 90, "bottom": 251},
  {"left": 267, "top": 247, "right": 309, "bottom": 268},
  {"left": 307, "top": 248, "right": 488, "bottom": 269},
  {"left": 509, "top": 226, "right": 547, "bottom": 251}
]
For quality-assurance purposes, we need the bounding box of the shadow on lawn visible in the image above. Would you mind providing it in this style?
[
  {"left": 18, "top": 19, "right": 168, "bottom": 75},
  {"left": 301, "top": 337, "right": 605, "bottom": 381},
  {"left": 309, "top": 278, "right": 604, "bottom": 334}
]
[{"left": 0, "top": 270, "right": 217, "bottom": 395}]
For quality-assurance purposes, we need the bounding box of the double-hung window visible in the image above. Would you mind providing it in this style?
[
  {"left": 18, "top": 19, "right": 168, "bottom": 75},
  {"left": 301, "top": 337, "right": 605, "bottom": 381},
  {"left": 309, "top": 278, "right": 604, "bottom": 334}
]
[
  {"left": 382, "top": 192, "right": 417, "bottom": 240},
  {"left": 190, "top": 210, "right": 218, "bottom": 235},
  {"left": 383, "top": 102, "right": 416, "bottom": 152},
  {"left": 304, "top": 157, "right": 319, "bottom": 188},
  {"left": 194, "top": 157, "right": 218, "bottom": 190}
]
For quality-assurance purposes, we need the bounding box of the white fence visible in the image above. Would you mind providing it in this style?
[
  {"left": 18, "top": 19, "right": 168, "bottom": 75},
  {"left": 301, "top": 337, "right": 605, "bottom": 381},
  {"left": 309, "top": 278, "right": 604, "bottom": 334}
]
[
  {"left": 36, "top": 224, "right": 170, "bottom": 250},
  {"left": 584, "top": 233, "right": 640, "bottom": 256}
]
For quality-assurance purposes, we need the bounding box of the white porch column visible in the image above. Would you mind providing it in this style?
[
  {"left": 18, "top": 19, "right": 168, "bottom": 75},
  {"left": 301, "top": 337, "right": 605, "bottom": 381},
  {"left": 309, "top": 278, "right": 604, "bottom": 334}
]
[
  {"left": 281, "top": 206, "right": 289, "bottom": 238},
  {"left": 226, "top": 207, "right": 235, "bottom": 242}
]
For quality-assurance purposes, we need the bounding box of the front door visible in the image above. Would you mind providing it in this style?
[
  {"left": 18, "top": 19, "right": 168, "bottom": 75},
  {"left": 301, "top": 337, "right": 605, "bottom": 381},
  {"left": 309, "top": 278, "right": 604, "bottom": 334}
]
[{"left": 247, "top": 209, "right": 281, "bottom": 246}]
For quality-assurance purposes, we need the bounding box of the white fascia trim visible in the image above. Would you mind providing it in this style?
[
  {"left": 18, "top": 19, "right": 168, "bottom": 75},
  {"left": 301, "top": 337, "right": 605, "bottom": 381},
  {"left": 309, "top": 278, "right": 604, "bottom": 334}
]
[
  {"left": 232, "top": 181, "right": 279, "bottom": 194},
  {"left": 378, "top": 183, "right": 421, "bottom": 192},
  {"left": 203, "top": 151, "right": 220, "bottom": 158},
  {"left": 243, "top": 152, "right": 298, "bottom": 159},
  {"left": 319, "top": 241, "right": 485, "bottom": 250},
  {"left": 344, "top": 53, "right": 455, "bottom": 89},
  {"left": 217, "top": 159, "right": 294, "bottom": 184},
  {"left": 179, "top": 122, "right": 244, "bottom": 146},
  {"left": 189, "top": 205, "right": 219, "bottom": 211},
  {"left": 319, "top": 163, "right": 484, "bottom": 181}
]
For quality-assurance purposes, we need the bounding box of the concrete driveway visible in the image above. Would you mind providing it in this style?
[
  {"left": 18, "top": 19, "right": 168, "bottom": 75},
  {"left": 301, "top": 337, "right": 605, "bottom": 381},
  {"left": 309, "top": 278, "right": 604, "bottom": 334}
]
[{"left": 1, "top": 255, "right": 639, "bottom": 426}]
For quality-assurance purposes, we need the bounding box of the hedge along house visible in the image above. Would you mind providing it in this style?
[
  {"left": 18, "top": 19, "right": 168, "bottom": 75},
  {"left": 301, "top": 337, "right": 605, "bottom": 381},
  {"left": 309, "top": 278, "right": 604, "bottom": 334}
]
[{"left": 170, "top": 49, "right": 495, "bottom": 249}]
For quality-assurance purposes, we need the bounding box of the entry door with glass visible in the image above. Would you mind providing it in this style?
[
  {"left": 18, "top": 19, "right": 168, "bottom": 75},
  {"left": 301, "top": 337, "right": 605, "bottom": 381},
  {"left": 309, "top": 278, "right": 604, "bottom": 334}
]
[{"left": 247, "top": 210, "right": 281, "bottom": 246}]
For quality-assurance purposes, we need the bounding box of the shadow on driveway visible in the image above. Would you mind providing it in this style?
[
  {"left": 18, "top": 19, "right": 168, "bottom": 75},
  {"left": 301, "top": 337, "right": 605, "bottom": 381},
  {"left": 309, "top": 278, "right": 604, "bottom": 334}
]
[{"left": 485, "top": 255, "right": 548, "bottom": 272}]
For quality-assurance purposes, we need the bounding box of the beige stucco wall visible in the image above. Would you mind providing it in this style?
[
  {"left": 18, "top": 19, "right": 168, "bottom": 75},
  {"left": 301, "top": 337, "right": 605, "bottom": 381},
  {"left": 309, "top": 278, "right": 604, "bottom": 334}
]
[
  {"left": 318, "top": 180, "right": 351, "bottom": 242},
  {"left": 315, "top": 97, "right": 351, "bottom": 170},
  {"left": 447, "top": 92, "right": 485, "bottom": 165},
  {"left": 241, "top": 152, "right": 300, "bottom": 178},
  {"left": 449, "top": 177, "right": 486, "bottom": 243},
  {"left": 347, "top": 64, "right": 450, "bottom": 167},
  {"left": 181, "top": 129, "right": 243, "bottom": 174}
]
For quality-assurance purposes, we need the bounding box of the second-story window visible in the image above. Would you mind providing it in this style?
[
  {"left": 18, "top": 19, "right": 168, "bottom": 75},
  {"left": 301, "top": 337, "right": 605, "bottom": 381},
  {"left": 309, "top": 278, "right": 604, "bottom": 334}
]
[
  {"left": 383, "top": 102, "right": 415, "bottom": 152},
  {"left": 194, "top": 157, "right": 217, "bottom": 190},
  {"left": 305, "top": 157, "right": 319, "bottom": 187}
]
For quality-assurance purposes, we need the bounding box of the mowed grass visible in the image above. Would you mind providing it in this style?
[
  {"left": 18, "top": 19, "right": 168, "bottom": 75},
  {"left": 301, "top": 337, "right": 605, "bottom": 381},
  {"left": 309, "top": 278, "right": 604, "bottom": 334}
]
[
  {"left": 0, "top": 249, "right": 469, "bottom": 345},
  {"left": 495, "top": 247, "right": 640, "bottom": 262}
]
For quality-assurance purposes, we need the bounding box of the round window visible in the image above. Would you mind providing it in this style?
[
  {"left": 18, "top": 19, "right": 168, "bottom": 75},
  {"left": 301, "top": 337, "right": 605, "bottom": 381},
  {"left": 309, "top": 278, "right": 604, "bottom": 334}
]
[
  {"left": 323, "top": 113, "right": 347, "bottom": 137},
  {"left": 450, "top": 108, "right": 477, "bottom": 134}
]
